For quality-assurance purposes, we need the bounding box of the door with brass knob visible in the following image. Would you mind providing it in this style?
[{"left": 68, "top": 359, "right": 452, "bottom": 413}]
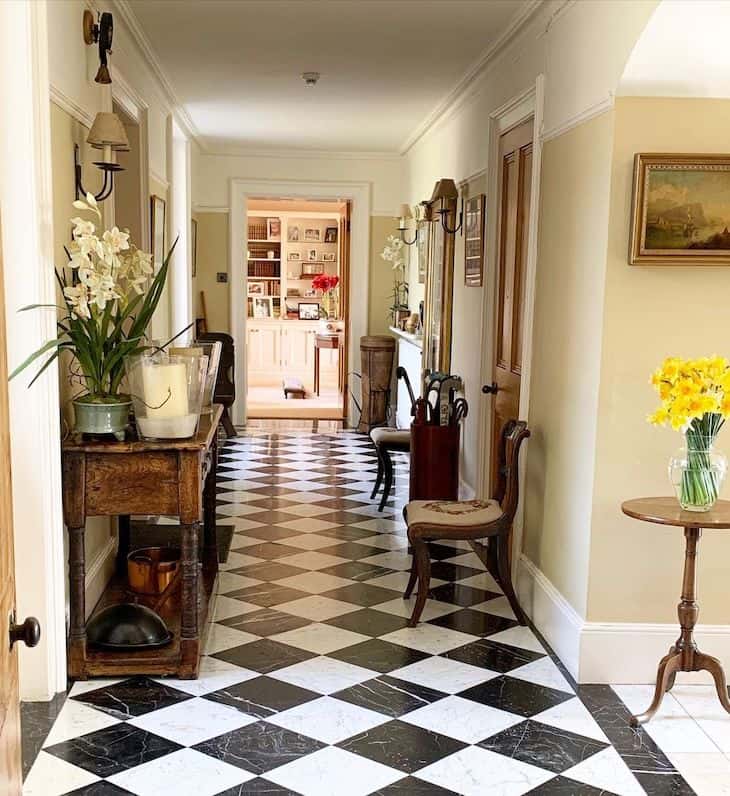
[{"left": 482, "top": 383, "right": 499, "bottom": 395}]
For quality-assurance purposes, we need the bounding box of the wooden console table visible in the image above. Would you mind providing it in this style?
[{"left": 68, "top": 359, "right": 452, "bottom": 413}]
[
  {"left": 622, "top": 497, "right": 730, "bottom": 725},
  {"left": 314, "top": 332, "right": 343, "bottom": 396},
  {"left": 62, "top": 405, "right": 222, "bottom": 680}
]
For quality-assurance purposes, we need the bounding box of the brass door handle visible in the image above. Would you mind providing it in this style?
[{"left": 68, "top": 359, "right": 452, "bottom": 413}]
[
  {"left": 482, "top": 383, "right": 499, "bottom": 395},
  {"left": 9, "top": 614, "right": 41, "bottom": 649}
]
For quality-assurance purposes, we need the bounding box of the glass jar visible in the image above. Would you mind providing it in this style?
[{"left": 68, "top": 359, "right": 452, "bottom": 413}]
[{"left": 669, "top": 435, "right": 728, "bottom": 512}]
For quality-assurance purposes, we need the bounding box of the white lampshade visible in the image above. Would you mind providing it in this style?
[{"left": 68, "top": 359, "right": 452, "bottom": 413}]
[
  {"left": 398, "top": 203, "right": 413, "bottom": 220},
  {"left": 87, "top": 112, "right": 129, "bottom": 153}
]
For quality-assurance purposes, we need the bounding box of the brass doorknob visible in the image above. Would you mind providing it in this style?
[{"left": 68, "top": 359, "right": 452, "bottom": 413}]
[
  {"left": 9, "top": 615, "right": 41, "bottom": 649},
  {"left": 482, "top": 383, "right": 499, "bottom": 395}
]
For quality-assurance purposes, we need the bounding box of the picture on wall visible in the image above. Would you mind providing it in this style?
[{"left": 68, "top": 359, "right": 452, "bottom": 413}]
[
  {"left": 416, "top": 219, "right": 430, "bottom": 284},
  {"left": 464, "top": 194, "right": 485, "bottom": 286},
  {"left": 630, "top": 153, "right": 730, "bottom": 265},
  {"left": 304, "top": 228, "right": 320, "bottom": 242},
  {"left": 150, "top": 195, "right": 166, "bottom": 273},
  {"left": 324, "top": 226, "right": 338, "bottom": 243},
  {"left": 288, "top": 225, "right": 300, "bottom": 242},
  {"left": 253, "top": 296, "right": 273, "bottom": 318}
]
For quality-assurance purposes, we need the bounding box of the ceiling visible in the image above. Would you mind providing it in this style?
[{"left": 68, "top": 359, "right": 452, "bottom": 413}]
[{"left": 123, "top": 0, "right": 533, "bottom": 153}]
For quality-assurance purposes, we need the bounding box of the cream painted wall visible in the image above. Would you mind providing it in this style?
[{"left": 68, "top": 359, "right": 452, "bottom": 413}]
[
  {"left": 369, "top": 216, "right": 400, "bottom": 338},
  {"left": 194, "top": 212, "right": 230, "bottom": 333},
  {"left": 588, "top": 97, "right": 730, "bottom": 624},
  {"left": 523, "top": 111, "right": 615, "bottom": 618},
  {"left": 149, "top": 175, "right": 171, "bottom": 340}
]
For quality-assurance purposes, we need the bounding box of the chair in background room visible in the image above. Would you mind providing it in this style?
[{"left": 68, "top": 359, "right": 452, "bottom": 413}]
[{"left": 196, "top": 332, "right": 237, "bottom": 437}]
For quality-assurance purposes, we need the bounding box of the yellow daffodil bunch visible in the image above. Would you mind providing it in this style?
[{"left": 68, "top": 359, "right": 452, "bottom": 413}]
[{"left": 649, "top": 356, "right": 730, "bottom": 431}]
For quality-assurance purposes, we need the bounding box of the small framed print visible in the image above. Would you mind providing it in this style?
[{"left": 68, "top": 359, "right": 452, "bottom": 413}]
[
  {"left": 302, "top": 262, "right": 325, "bottom": 275},
  {"left": 304, "top": 228, "right": 320, "bottom": 242},
  {"left": 252, "top": 296, "right": 273, "bottom": 318},
  {"left": 248, "top": 281, "right": 265, "bottom": 296},
  {"left": 464, "top": 194, "right": 485, "bottom": 286},
  {"left": 288, "top": 251, "right": 301, "bottom": 261},
  {"left": 323, "top": 252, "right": 336, "bottom": 262},
  {"left": 308, "top": 249, "right": 318, "bottom": 261},
  {"left": 298, "top": 302, "right": 320, "bottom": 320},
  {"left": 287, "top": 225, "right": 300, "bottom": 242},
  {"left": 324, "top": 226, "right": 338, "bottom": 243},
  {"left": 267, "top": 218, "right": 281, "bottom": 240}
]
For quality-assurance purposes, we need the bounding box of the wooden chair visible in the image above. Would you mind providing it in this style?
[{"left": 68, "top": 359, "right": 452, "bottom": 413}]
[
  {"left": 369, "top": 427, "right": 411, "bottom": 512},
  {"left": 403, "top": 420, "right": 530, "bottom": 627},
  {"left": 196, "top": 332, "right": 237, "bottom": 437}
]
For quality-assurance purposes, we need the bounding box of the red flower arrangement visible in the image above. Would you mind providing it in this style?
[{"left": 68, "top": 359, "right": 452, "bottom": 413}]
[{"left": 311, "top": 274, "right": 339, "bottom": 293}]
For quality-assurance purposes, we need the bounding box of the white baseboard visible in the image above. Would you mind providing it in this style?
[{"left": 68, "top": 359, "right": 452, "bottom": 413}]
[
  {"left": 84, "top": 537, "right": 116, "bottom": 620},
  {"left": 517, "top": 553, "right": 730, "bottom": 684}
]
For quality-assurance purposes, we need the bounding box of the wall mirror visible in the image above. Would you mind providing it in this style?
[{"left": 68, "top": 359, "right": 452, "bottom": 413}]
[{"left": 422, "top": 181, "right": 457, "bottom": 377}]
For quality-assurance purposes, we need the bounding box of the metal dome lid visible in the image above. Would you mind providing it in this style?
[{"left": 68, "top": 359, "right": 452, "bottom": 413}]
[{"left": 87, "top": 603, "right": 172, "bottom": 650}]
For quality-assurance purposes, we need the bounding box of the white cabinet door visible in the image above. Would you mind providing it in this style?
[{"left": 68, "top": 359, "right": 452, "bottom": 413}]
[{"left": 248, "top": 324, "right": 280, "bottom": 372}]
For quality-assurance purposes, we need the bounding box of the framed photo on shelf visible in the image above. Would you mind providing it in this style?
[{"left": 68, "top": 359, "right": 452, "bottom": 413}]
[
  {"left": 298, "top": 302, "right": 320, "bottom": 320},
  {"left": 630, "top": 153, "right": 730, "bottom": 265},
  {"left": 304, "top": 228, "right": 320, "bottom": 242},
  {"left": 191, "top": 217, "right": 198, "bottom": 278},
  {"left": 252, "top": 296, "right": 273, "bottom": 318},
  {"left": 267, "top": 218, "right": 281, "bottom": 240},
  {"left": 464, "top": 194, "right": 485, "bottom": 286},
  {"left": 287, "top": 225, "right": 300, "bottom": 242},
  {"left": 302, "top": 262, "right": 324, "bottom": 275},
  {"left": 324, "top": 226, "right": 338, "bottom": 243},
  {"left": 150, "top": 195, "right": 166, "bottom": 273},
  {"left": 288, "top": 251, "right": 301, "bottom": 261},
  {"left": 323, "top": 252, "right": 336, "bottom": 262},
  {"left": 248, "top": 281, "right": 265, "bottom": 296},
  {"left": 308, "top": 249, "right": 318, "bottom": 261}
]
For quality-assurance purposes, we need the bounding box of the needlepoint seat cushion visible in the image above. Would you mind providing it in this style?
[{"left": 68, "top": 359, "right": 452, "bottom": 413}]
[
  {"left": 406, "top": 499, "right": 501, "bottom": 527},
  {"left": 370, "top": 427, "right": 410, "bottom": 447}
]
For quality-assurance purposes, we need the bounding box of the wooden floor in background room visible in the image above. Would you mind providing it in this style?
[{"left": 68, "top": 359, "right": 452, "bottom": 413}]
[{"left": 247, "top": 385, "right": 343, "bottom": 420}]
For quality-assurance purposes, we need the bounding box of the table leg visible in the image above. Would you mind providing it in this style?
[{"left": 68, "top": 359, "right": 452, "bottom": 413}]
[
  {"left": 68, "top": 524, "right": 87, "bottom": 677},
  {"left": 117, "top": 515, "right": 131, "bottom": 576},
  {"left": 315, "top": 346, "right": 320, "bottom": 396},
  {"left": 180, "top": 521, "right": 200, "bottom": 641},
  {"left": 203, "top": 437, "right": 219, "bottom": 575}
]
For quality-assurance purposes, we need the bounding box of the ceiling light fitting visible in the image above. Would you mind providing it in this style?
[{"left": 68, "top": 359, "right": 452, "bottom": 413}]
[{"left": 301, "top": 71, "right": 321, "bottom": 87}]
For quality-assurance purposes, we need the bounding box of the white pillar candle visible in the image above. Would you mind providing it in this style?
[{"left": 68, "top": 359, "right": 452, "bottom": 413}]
[{"left": 142, "top": 362, "right": 188, "bottom": 418}]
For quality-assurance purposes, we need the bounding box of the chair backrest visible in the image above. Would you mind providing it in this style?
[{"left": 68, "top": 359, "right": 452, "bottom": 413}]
[
  {"left": 196, "top": 332, "right": 235, "bottom": 404},
  {"left": 494, "top": 420, "right": 530, "bottom": 524}
]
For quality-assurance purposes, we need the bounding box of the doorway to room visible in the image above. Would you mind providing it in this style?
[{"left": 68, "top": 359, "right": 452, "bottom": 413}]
[{"left": 244, "top": 198, "right": 350, "bottom": 420}]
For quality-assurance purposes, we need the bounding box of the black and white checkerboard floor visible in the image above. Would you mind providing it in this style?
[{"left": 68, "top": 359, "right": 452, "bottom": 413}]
[{"left": 24, "top": 428, "right": 690, "bottom": 795}]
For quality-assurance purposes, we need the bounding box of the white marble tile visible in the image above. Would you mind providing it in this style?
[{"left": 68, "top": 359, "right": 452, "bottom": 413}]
[
  {"left": 280, "top": 551, "right": 349, "bottom": 571},
  {"left": 390, "top": 656, "right": 499, "bottom": 693},
  {"left": 269, "top": 696, "right": 387, "bottom": 744},
  {"left": 375, "top": 597, "right": 460, "bottom": 621},
  {"left": 42, "top": 700, "right": 120, "bottom": 748},
  {"left": 23, "top": 751, "right": 99, "bottom": 796},
  {"left": 108, "top": 748, "right": 252, "bottom": 796},
  {"left": 213, "top": 595, "right": 259, "bottom": 622},
  {"left": 217, "top": 490, "right": 266, "bottom": 503},
  {"left": 380, "top": 624, "right": 477, "bottom": 655},
  {"left": 418, "top": 745, "right": 554, "bottom": 796},
  {"left": 277, "top": 479, "right": 330, "bottom": 492},
  {"left": 220, "top": 550, "right": 264, "bottom": 570},
  {"left": 442, "top": 552, "right": 485, "bottom": 569},
  {"left": 129, "top": 696, "right": 256, "bottom": 745},
  {"left": 217, "top": 503, "right": 268, "bottom": 517},
  {"left": 359, "top": 551, "right": 413, "bottom": 570},
  {"left": 671, "top": 685, "right": 730, "bottom": 754},
  {"left": 563, "top": 746, "right": 644, "bottom": 796},
  {"left": 508, "top": 656, "right": 574, "bottom": 694},
  {"left": 488, "top": 625, "right": 546, "bottom": 654},
  {"left": 153, "top": 655, "right": 257, "bottom": 696},
  {"left": 279, "top": 533, "right": 341, "bottom": 550},
  {"left": 364, "top": 571, "right": 447, "bottom": 593},
  {"left": 276, "top": 595, "right": 361, "bottom": 621},
  {"left": 271, "top": 656, "right": 378, "bottom": 694},
  {"left": 354, "top": 534, "right": 408, "bottom": 550},
  {"left": 271, "top": 622, "right": 370, "bottom": 654},
  {"left": 532, "top": 697, "right": 609, "bottom": 743},
  {"left": 668, "top": 752, "right": 730, "bottom": 795},
  {"left": 267, "top": 745, "right": 402, "bottom": 796},
  {"left": 226, "top": 517, "right": 266, "bottom": 532},
  {"left": 203, "top": 623, "right": 258, "bottom": 654},
  {"left": 472, "top": 595, "right": 517, "bottom": 620},
  {"left": 276, "top": 503, "right": 334, "bottom": 517},
  {"left": 275, "top": 518, "right": 340, "bottom": 534},
  {"left": 279, "top": 491, "right": 331, "bottom": 504},
  {"left": 274, "top": 571, "right": 354, "bottom": 594},
  {"left": 403, "top": 695, "right": 524, "bottom": 743},
  {"left": 457, "top": 571, "right": 503, "bottom": 592},
  {"left": 351, "top": 518, "right": 404, "bottom": 534},
  {"left": 216, "top": 571, "right": 262, "bottom": 595},
  {"left": 215, "top": 479, "right": 264, "bottom": 491},
  {"left": 67, "top": 678, "right": 124, "bottom": 698}
]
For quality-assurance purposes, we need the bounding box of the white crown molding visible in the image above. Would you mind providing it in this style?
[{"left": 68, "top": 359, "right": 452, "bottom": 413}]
[
  {"left": 541, "top": 94, "right": 614, "bottom": 142},
  {"left": 193, "top": 204, "right": 229, "bottom": 214},
  {"left": 198, "top": 143, "right": 402, "bottom": 162},
  {"left": 113, "top": 0, "right": 199, "bottom": 142},
  {"left": 49, "top": 83, "right": 95, "bottom": 128},
  {"left": 399, "top": 0, "right": 548, "bottom": 155}
]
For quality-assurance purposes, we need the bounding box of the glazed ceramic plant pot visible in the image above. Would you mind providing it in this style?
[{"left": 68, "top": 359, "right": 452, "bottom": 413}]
[{"left": 73, "top": 395, "right": 132, "bottom": 440}]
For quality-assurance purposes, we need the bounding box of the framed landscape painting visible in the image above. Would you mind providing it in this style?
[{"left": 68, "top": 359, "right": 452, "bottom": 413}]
[{"left": 630, "top": 153, "right": 730, "bottom": 265}]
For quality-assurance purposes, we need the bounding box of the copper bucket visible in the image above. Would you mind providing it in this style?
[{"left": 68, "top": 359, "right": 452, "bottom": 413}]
[{"left": 127, "top": 547, "right": 180, "bottom": 595}]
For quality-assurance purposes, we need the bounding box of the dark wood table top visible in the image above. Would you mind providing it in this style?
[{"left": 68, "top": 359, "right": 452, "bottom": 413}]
[
  {"left": 622, "top": 497, "right": 730, "bottom": 529},
  {"left": 62, "top": 405, "right": 223, "bottom": 454}
]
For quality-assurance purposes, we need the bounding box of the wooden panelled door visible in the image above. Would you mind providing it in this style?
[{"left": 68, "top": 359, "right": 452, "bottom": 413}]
[
  {"left": 0, "top": 218, "right": 40, "bottom": 793},
  {"left": 484, "top": 118, "right": 533, "bottom": 495}
]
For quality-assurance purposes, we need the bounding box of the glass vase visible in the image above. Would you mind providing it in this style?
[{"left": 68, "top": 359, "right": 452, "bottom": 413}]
[{"left": 669, "top": 435, "right": 728, "bottom": 512}]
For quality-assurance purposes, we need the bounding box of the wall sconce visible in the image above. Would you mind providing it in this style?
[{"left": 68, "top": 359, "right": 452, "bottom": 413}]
[
  {"left": 397, "top": 204, "right": 418, "bottom": 245},
  {"left": 74, "top": 112, "right": 129, "bottom": 202},
  {"left": 83, "top": 10, "right": 114, "bottom": 84},
  {"left": 431, "top": 178, "right": 464, "bottom": 235}
]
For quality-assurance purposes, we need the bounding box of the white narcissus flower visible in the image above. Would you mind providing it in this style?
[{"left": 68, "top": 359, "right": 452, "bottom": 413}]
[
  {"left": 103, "top": 226, "right": 130, "bottom": 253},
  {"left": 71, "top": 217, "right": 96, "bottom": 238}
]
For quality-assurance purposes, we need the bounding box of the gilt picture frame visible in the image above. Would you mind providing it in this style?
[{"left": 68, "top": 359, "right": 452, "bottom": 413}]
[
  {"left": 630, "top": 153, "right": 730, "bottom": 265},
  {"left": 150, "top": 195, "right": 166, "bottom": 274}
]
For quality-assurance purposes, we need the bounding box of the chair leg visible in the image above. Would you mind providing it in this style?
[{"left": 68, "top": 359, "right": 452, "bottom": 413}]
[
  {"left": 221, "top": 406, "right": 237, "bottom": 438},
  {"left": 370, "top": 447, "right": 384, "bottom": 500},
  {"left": 485, "top": 537, "right": 500, "bottom": 584},
  {"left": 496, "top": 535, "right": 527, "bottom": 625},
  {"left": 404, "top": 553, "right": 418, "bottom": 599},
  {"left": 378, "top": 450, "right": 394, "bottom": 512},
  {"left": 408, "top": 539, "right": 431, "bottom": 627}
]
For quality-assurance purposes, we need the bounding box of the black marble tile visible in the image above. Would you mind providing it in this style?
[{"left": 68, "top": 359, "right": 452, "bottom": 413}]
[
  {"left": 312, "top": 498, "right": 371, "bottom": 511},
  {"left": 45, "top": 723, "right": 181, "bottom": 777},
  {"left": 226, "top": 583, "right": 310, "bottom": 607},
  {"left": 244, "top": 510, "right": 304, "bottom": 525},
  {"left": 193, "top": 721, "right": 325, "bottom": 775},
  {"left": 70, "top": 676, "right": 193, "bottom": 719},
  {"left": 318, "top": 542, "right": 390, "bottom": 560},
  {"left": 427, "top": 583, "right": 501, "bottom": 607},
  {"left": 21, "top": 690, "right": 66, "bottom": 778},
  {"left": 428, "top": 608, "right": 517, "bottom": 636},
  {"left": 442, "top": 638, "right": 545, "bottom": 672},
  {"left": 429, "top": 561, "right": 483, "bottom": 581},
  {"left": 215, "top": 779, "right": 303, "bottom": 796},
  {"left": 230, "top": 562, "right": 308, "bottom": 581},
  {"left": 320, "top": 560, "right": 395, "bottom": 580},
  {"left": 320, "top": 582, "right": 400, "bottom": 607},
  {"left": 324, "top": 608, "right": 409, "bottom": 637},
  {"left": 634, "top": 771, "right": 696, "bottom": 795},
  {"left": 327, "top": 638, "right": 430, "bottom": 673},
  {"left": 65, "top": 783, "right": 135, "bottom": 795},
  {"left": 318, "top": 512, "right": 381, "bottom": 527},
  {"left": 213, "top": 638, "right": 317, "bottom": 673},
  {"left": 220, "top": 608, "right": 312, "bottom": 636},
  {"left": 205, "top": 675, "right": 319, "bottom": 719},
  {"left": 239, "top": 542, "right": 302, "bottom": 560},
  {"left": 338, "top": 719, "right": 466, "bottom": 774},
  {"left": 332, "top": 675, "right": 447, "bottom": 718},
  {"left": 371, "top": 777, "right": 458, "bottom": 795},
  {"left": 246, "top": 497, "right": 300, "bottom": 510},
  {"left": 240, "top": 526, "right": 305, "bottom": 541},
  {"left": 479, "top": 719, "right": 609, "bottom": 773},
  {"left": 459, "top": 675, "right": 573, "bottom": 717},
  {"left": 524, "top": 776, "right": 616, "bottom": 794}
]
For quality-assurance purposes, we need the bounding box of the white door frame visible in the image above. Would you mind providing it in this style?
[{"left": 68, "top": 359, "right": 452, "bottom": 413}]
[
  {"left": 229, "top": 178, "right": 371, "bottom": 426},
  {"left": 477, "top": 75, "right": 545, "bottom": 577}
]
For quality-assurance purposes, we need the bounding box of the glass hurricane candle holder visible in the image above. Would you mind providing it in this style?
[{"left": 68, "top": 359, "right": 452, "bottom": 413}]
[{"left": 125, "top": 351, "right": 208, "bottom": 440}]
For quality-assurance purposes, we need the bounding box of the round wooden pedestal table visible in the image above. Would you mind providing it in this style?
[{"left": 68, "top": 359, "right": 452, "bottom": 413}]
[{"left": 622, "top": 497, "right": 730, "bottom": 726}]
